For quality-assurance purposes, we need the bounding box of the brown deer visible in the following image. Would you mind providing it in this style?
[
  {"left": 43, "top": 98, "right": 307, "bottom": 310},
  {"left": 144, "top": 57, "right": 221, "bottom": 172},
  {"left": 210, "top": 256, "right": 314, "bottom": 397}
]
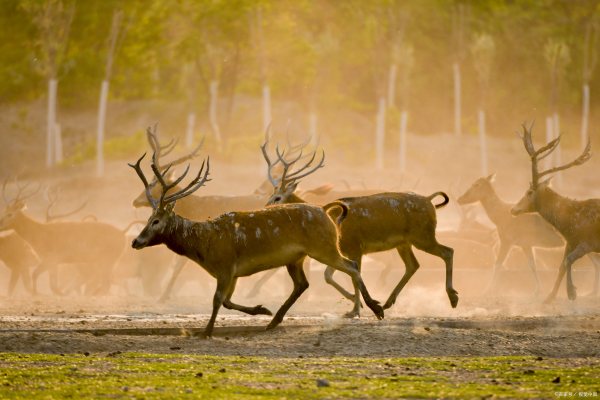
[
  {"left": 129, "top": 151, "right": 384, "bottom": 337},
  {"left": 0, "top": 231, "right": 39, "bottom": 296},
  {"left": 512, "top": 123, "right": 600, "bottom": 302},
  {"left": 0, "top": 181, "right": 128, "bottom": 296},
  {"left": 262, "top": 142, "right": 459, "bottom": 317}
]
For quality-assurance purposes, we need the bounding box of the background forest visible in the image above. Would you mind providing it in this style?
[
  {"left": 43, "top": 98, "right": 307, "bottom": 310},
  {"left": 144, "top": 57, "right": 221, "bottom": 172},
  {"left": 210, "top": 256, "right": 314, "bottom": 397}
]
[{"left": 1, "top": 0, "right": 599, "bottom": 179}]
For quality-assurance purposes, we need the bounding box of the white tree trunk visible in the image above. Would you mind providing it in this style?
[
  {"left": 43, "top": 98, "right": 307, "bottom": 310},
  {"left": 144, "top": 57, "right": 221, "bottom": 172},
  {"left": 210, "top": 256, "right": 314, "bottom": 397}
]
[
  {"left": 478, "top": 109, "right": 488, "bottom": 176},
  {"left": 46, "top": 79, "right": 58, "bottom": 168},
  {"left": 398, "top": 110, "right": 408, "bottom": 172},
  {"left": 387, "top": 64, "right": 397, "bottom": 109},
  {"left": 96, "top": 80, "right": 109, "bottom": 177},
  {"left": 262, "top": 84, "right": 272, "bottom": 135},
  {"left": 209, "top": 80, "right": 221, "bottom": 146},
  {"left": 453, "top": 62, "right": 462, "bottom": 136},
  {"left": 309, "top": 112, "right": 318, "bottom": 146},
  {"left": 545, "top": 116, "right": 554, "bottom": 170},
  {"left": 581, "top": 83, "right": 590, "bottom": 150},
  {"left": 186, "top": 112, "right": 196, "bottom": 149},
  {"left": 553, "top": 112, "right": 562, "bottom": 186},
  {"left": 375, "top": 97, "right": 386, "bottom": 169},
  {"left": 54, "top": 123, "right": 62, "bottom": 164}
]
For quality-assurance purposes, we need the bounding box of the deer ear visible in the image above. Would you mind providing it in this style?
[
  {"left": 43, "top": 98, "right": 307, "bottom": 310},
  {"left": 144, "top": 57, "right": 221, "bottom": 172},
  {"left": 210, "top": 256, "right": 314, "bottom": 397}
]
[
  {"left": 486, "top": 173, "right": 496, "bottom": 182},
  {"left": 286, "top": 182, "right": 299, "bottom": 194},
  {"left": 539, "top": 177, "right": 552, "bottom": 188}
]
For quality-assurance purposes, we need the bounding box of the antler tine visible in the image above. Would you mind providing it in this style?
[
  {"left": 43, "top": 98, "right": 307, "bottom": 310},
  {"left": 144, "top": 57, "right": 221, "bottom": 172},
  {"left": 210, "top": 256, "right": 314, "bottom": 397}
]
[
  {"left": 520, "top": 123, "right": 536, "bottom": 157},
  {"left": 260, "top": 141, "right": 283, "bottom": 188},
  {"left": 536, "top": 137, "right": 561, "bottom": 161},
  {"left": 128, "top": 153, "right": 159, "bottom": 209},
  {"left": 162, "top": 137, "right": 203, "bottom": 168},
  {"left": 15, "top": 181, "right": 40, "bottom": 203},
  {"left": 150, "top": 161, "right": 191, "bottom": 206},
  {"left": 163, "top": 158, "right": 211, "bottom": 204},
  {"left": 538, "top": 139, "right": 592, "bottom": 180}
]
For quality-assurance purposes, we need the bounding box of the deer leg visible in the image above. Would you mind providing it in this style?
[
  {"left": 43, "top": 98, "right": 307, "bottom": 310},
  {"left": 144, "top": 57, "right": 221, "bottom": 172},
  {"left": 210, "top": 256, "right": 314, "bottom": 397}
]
[
  {"left": 245, "top": 269, "right": 278, "bottom": 299},
  {"left": 20, "top": 267, "right": 33, "bottom": 295},
  {"left": 415, "top": 240, "right": 458, "bottom": 308},
  {"left": 342, "top": 256, "right": 363, "bottom": 319},
  {"left": 204, "top": 277, "right": 230, "bottom": 338},
  {"left": 585, "top": 253, "right": 600, "bottom": 297},
  {"left": 7, "top": 269, "right": 19, "bottom": 297},
  {"left": 223, "top": 277, "right": 273, "bottom": 316},
  {"left": 324, "top": 266, "right": 356, "bottom": 301},
  {"left": 522, "top": 246, "right": 541, "bottom": 296},
  {"left": 158, "top": 256, "right": 187, "bottom": 303},
  {"left": 267, "top": 259, "right": 309, "bottom": 330},
  {"left": 383, "top": 245, "right": 419, "bottom": 310},
  {"left": 485, "top": 241, "right": 510, "bottom": 294},
  {"left": 544, "top": 244, "right": 587, "bottom": 303},
  {"left": 31, "top": 262, "right": 49, "bottom": 295}
]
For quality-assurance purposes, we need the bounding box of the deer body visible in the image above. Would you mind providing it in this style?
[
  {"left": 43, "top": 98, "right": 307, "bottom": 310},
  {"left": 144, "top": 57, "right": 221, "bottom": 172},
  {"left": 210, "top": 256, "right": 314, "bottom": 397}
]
[{"left": 0, "top": 209, "right": 125, "bottom": 295}]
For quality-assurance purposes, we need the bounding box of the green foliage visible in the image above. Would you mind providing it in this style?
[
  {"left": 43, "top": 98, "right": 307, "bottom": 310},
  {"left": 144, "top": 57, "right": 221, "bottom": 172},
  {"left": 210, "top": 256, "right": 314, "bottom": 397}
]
[{"left": 0, "top": 353, "right": 597, "bottom": 399}]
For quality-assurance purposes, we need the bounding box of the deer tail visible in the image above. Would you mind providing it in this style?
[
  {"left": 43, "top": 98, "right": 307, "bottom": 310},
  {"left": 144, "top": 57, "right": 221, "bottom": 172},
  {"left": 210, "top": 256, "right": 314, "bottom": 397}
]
[
  {"left": 427, "top": 192, "right": 450, "bottom": 209},
  {"left": 323, "top": 201, "right": 349, "bottom": 226}
]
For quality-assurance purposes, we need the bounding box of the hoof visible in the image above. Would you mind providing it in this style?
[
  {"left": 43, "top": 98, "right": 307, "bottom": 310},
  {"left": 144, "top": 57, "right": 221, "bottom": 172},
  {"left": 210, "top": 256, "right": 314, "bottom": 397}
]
[
  {"left": 253, "top": 305, "right": 273, "bottom": 316},
  {"left": 567, "top": 286, "right": 577, "bottom": 301},
  {"left": 343, "top": 310, "right": 360, "bottom": 319},
  {"left": 447, "top": 289, "right": 459, "bottom": 308},
  {"left": 369, "top": 302, "right": 384, "bottom": 320}
]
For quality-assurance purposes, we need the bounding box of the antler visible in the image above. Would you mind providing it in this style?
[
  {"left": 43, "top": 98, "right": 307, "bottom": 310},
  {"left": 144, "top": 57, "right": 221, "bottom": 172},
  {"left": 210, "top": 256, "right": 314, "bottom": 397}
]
[
  {"left": 45, "top": 186, "right": 88, "bottom": 222},
  {"left": 2, "top": 177, "right": 40, "bottom": 205},
  {"left": 129, "top": 152, "right": 211, "bottom": 210},
  {"left": 520, "top": 122, "right": 592, "bottom": 187},
  {"left": 146, "top": 125, "right": 203, "bottom": 173}
]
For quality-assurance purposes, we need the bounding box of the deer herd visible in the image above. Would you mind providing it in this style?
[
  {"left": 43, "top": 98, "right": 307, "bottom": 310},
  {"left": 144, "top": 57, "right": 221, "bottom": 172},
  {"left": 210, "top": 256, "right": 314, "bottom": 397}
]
[{"left": 0, "top": 123, "right": 599, "bottom": 336}]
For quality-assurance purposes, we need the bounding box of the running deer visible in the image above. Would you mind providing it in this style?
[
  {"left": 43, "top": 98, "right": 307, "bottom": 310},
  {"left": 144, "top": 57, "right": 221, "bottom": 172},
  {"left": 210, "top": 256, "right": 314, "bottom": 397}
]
[
  {"left": 512, "top": 123, "right": 600, "bottom": 302},
  {"left": 0, "top": 180, "right": 129, "bottom": 296},
  {"left": 129, "top": 151, "right": 384, "bottom": 337},
  {"left": 262, "top": 142, "right": 459, "bottom": 317}
]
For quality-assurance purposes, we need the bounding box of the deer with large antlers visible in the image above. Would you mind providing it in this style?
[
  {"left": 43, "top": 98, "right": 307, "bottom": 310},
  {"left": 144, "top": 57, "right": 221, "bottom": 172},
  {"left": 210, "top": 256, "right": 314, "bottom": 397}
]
[
  {"left": 129, "top": 149, "right": 384, "bottom": 337},
  {"left": 512, "top": 123, "right": 600, "bottom": 302},
  {"left": 262, "top": 142, "right": 459, "bottom": 317}
]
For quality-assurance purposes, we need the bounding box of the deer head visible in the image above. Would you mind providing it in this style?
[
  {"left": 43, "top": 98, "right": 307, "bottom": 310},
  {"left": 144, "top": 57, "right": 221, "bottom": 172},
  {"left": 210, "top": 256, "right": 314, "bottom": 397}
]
[
  {"left": 0, "top": 179, "right": 40, "bottom": 230},
  {"left": 261, "top": 138, "right": 325, "bottom": 205},
  {"left": 132, "top": 125, "right": 203, "bottom": 208},
  {"left": 457, "top": 173, "right": 496, "bottom": 205},
  {"left": 512, "top": 123, "right": 591, "bottom": 215},
  {"left": 129, "top": 152, "right": 210, "bottom": 249}
]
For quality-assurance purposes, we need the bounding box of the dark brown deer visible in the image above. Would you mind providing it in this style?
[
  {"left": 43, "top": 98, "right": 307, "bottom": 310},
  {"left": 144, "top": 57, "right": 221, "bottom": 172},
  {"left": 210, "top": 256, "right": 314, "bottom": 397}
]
[
  {"left": 262, "top": 142, "right": 458, "bottom": 317},
  {"left": 129, "top": 151, "right": 384, "bottom": 337},
  {"left": 0, "top": 181, "right": 128, "bottom": 296},
  {"left": 512, "top": 123, "right": 600, "bottom": 302}
]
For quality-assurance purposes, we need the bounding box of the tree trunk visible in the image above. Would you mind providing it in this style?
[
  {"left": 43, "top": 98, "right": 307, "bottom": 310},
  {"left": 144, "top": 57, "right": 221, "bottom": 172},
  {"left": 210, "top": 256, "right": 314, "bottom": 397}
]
[
  {"left": 262, "top": 84, "right": 272, "bottom": 135},
  {"left": 375, "top": 97, "right": 386, "bottom": 169},
  {"left": 478, "top": 109, "right": 488, "bottom": 176},
  {"left": 398, "top": 110, "right": 408, "bottom": 172},
  {"left": 453, "top": 62, "right": 462, "bottom": 136},
  {"left": 46, "top": 79, "right": 58, "bottom": 168},
  {"left": 545, "top": 116, "right": 554, "bottom": 170},
  {"left": 553, "top": 112, "right": 562, "bottom": 186},
  {"left": 581, "top": 83, "right": 590, "bottom": 150},
  {"left": 54, "top": 123, "right": 62, "bottom": 164},
  {"left": 209, "top": 80, "right": 222, "bottom": 147},
  {"left": 387, "top": 63, "right": 397, "bottom": 109},
  {"left": 96, "top": 80, "right": 109, "bottom": 177},
  {"left": 186, "top": 112, "right": 196, "bottom": 149}
]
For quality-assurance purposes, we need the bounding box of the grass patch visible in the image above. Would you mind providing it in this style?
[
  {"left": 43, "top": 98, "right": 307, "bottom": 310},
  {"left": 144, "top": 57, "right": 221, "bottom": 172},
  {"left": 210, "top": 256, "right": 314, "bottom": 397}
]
[{"left": 0, "top": 353, "right": 597, "bottom": 399}]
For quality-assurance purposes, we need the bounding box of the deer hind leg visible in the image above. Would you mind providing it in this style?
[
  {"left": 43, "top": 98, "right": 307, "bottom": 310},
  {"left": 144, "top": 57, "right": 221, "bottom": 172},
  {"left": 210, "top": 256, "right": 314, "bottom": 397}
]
[
  {"left": 486, "top": 241, "right": 510, "bottom": 295},
  {"left": 545, "top": 243, "right": 588, "bottom": 303},
  {"left": 245, "top": 269, "right": 279, "bottom": 299},
  {"left": 414, "top": 239, "right": 458, "bottom": 308},
  {"left": 383, "top": 245, "right": 419, "bottom": 310},
  {"left": 522, "top": 246, "right": 541, "bottom": 296},
  {"left": 223, "top": 277, "right": 273, "bottom": 316},
  {"left": 324, "top": 266, "right": 355, "bottom": 301},
  {"left": 204, "top": 276, "right": 231, "bottom": 338},
  {"left": 267, "top": 258, "right": 309, "bottom": 330},
  {"left": 158, "top": 256, "right": 187, "bottom": 303},
  {"left": 340, "top": 255, "right": 363, "bottom": 319}
]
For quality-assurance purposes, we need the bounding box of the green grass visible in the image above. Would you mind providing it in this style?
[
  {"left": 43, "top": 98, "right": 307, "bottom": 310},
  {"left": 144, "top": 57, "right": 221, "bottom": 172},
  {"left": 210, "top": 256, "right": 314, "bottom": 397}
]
[{"left": 0, "top": 353, "right": 597, "bottom": 399}]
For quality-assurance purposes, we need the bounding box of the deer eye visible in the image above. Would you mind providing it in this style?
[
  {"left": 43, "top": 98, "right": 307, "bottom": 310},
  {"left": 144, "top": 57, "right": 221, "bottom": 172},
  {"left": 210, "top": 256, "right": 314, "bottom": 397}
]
[
  {"left": 152, "top": 219, "right": 160, "bottom": 226},
  {"left": 274, "top": 196, "right": 282, "bottom": 202}
]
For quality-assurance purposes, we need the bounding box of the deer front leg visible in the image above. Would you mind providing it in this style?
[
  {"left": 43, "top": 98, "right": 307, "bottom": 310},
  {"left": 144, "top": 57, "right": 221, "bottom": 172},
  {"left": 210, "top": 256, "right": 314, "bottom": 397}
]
[
  {"left": 324, "top": 266, "right": 354, "bottom": 301},
  {"left": 522, "top": 246, "right": 541, "bottom": 296},
  {"left": 223, "top": 277, "right": 273, "bottom": 316},
  {"left": 267, "top": 259, "right": 309, "bottom": 330},
  {"left": 158, "top": 256, "right": 187, "bottom": 303},
  {"left": 544, "top": 244, "right": 587, "bottom": 303},
  {"left": 342, "top": 255, "right": 363, "bottom": 318},
  {"left": 383, "top": 245, "right": 419, "bottom": 310},
  {"left": 203, "top": 277, "right": 229, "bottom": 338},
  {"left": 330, "top": 258, "right": 383, "bottom": 320}
]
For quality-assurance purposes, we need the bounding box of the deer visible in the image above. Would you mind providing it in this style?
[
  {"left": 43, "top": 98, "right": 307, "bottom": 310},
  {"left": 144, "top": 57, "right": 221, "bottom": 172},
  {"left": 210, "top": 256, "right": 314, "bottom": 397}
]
[
  {"left": 261, "top": 142, "right": 459, "bottom": 317},
  {"left": 0, "top": 231, "right": 39, "bottom": 296},
  {"left": 512, "top": 123, "right": 600, "bottom": 302},
  {"left": 128, "top": 150, "right": 384, "bottom": 337},
  {"left": 0, "top": 180, "right": 130, "bottom": 296}
]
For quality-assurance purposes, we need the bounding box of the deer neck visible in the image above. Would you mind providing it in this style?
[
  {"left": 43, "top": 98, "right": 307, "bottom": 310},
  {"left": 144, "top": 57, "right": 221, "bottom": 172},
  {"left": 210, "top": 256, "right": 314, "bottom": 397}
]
[
  {"left": 534, "top": 186, "right": 572, "bottom": 235},
  {"left": 162, "top": 214, "right": 209, "bottom": 263},
  {"left": 10, "top": 212, "right": 45, "bottom": 249},
  {"left": 477, "top": 188, "right": 512, "bottom": 227}
]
